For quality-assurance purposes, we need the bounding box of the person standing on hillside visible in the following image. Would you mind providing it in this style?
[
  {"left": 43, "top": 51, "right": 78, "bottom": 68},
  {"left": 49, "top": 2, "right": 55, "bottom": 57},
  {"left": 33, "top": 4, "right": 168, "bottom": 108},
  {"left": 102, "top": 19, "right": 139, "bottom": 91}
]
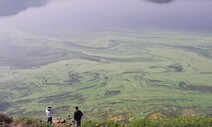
[
  {"left": 74, "top": 106, "right": 83, "bottom": 127},
  {"left": 46, "top": 106, "right": 53, "bottom": 124}
]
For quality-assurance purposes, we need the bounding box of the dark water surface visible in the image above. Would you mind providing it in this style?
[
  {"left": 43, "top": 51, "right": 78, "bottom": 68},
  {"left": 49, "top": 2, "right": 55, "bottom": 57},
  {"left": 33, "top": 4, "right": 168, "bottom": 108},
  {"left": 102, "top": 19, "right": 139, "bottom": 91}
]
[{"left": 0, "top": 0, "right": 212, "bottom": 34}]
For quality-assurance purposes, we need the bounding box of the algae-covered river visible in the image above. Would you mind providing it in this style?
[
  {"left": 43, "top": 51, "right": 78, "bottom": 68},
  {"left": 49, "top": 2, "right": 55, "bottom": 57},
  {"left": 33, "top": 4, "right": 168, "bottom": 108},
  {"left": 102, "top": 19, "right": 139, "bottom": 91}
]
[{"left": 0, "top": 0, "right": 212, "bottom": 121}]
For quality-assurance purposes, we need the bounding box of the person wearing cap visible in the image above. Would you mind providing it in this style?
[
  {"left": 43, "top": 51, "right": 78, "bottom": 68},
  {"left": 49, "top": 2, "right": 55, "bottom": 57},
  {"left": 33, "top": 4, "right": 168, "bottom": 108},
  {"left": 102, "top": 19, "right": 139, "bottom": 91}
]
[
  {"left": 46, "top": 106, "right": 53, "bottom": 124},
  {"left": 74, "top": 106, "right": 83, "bottom": 127}
]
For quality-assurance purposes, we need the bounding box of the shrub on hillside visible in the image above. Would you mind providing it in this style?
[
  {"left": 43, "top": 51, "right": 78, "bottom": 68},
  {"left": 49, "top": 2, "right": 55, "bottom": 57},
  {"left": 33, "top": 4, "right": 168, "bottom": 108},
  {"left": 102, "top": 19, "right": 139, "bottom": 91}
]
[{"left": 0, "top": 113, "right": 13, "bottom": 124}]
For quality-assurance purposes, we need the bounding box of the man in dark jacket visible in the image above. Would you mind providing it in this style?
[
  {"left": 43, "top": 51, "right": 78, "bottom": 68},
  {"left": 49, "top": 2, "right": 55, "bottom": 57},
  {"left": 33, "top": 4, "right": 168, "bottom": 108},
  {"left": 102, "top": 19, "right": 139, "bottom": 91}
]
[{"left": 74, "top": 106, "right": 83, "bottom": 127}]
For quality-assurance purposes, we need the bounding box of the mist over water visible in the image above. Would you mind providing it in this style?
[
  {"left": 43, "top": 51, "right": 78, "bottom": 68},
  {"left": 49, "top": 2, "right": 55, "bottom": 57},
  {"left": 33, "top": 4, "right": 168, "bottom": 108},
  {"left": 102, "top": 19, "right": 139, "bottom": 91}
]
[{"left": 0, "top": 0, "right": 212, "bottom": 35}]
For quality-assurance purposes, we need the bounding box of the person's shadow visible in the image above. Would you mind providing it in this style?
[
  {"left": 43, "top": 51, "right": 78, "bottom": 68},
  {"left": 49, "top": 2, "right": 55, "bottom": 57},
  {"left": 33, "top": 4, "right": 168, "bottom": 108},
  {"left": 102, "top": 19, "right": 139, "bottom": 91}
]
[{"left": 0, "top": 0, "right": 49, "bottom": 17}]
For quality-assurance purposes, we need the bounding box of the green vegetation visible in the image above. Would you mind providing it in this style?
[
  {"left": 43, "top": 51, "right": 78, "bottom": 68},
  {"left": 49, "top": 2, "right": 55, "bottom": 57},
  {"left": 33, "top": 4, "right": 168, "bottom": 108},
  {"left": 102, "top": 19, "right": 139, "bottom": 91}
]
[
  {"left": 0, "top": 27, "right": 212, "bottom": 121},
  {"left": 129, "top": 117, "right": 212, "bottom": 127},
  {"left": 13, "top": 116, "right": 38, "bottom": 125},
  {"left": 1, "top": 113, "right": 212, "bottom": 127}
]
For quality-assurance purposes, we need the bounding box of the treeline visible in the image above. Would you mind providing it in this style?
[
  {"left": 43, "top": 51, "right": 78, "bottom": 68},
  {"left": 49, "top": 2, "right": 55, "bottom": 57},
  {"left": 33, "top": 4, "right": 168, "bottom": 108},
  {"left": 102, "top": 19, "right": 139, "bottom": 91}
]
[{"left": 1, "top": 113, "right": 212, "bottom": 127}]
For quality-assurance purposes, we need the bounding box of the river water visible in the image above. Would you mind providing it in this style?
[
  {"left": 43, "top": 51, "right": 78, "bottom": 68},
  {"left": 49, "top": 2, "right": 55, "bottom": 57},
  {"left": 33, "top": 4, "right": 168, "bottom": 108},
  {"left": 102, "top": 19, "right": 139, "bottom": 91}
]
[{"left": 0, "top": 0, "right": 212, "bottom": 35}]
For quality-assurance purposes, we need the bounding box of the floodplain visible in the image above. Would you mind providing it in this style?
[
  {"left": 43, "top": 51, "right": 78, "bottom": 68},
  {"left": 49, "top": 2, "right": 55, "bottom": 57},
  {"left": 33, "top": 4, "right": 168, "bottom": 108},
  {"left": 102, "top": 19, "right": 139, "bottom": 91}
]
[{"left": 0, "top": 28, "right": 212, "bottom": 121}]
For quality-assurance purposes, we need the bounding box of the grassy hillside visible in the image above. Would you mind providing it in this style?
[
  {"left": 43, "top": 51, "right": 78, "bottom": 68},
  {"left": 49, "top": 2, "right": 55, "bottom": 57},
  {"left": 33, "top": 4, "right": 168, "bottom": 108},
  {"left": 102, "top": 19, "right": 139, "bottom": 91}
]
[
  {"left": 1, "top": 113, "right": 212, "bottom": 127},
  {"left": 0, "top": 27, "right": 212, "bottom": 121}
]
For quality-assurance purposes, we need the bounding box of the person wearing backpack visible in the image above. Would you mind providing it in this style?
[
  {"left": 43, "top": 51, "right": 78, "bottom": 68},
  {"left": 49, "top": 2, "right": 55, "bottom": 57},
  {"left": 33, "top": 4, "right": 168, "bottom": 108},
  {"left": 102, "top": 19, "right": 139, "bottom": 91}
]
[{"left": 74, "top": 106, "right": 83, "bottom": 127}]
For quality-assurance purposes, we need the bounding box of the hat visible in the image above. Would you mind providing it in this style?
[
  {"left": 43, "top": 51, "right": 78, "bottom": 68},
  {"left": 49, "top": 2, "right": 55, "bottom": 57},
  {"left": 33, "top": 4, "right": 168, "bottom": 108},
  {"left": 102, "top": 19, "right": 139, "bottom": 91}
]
[{"left": 47, "top": 106, "right": 52, "bottom": 108}]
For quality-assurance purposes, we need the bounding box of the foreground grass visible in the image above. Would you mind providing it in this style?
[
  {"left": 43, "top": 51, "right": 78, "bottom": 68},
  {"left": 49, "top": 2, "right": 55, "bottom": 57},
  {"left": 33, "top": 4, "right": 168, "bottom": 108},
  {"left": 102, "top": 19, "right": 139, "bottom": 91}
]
[
  {"left": 129, "top": 117, "right": 212, "bottom": 127},
  {"left": 83, "top": 117, "right": 212, "bottom": 127},
  {"left": 1, "top": 113, "right": 212, "bottom": 127}
]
